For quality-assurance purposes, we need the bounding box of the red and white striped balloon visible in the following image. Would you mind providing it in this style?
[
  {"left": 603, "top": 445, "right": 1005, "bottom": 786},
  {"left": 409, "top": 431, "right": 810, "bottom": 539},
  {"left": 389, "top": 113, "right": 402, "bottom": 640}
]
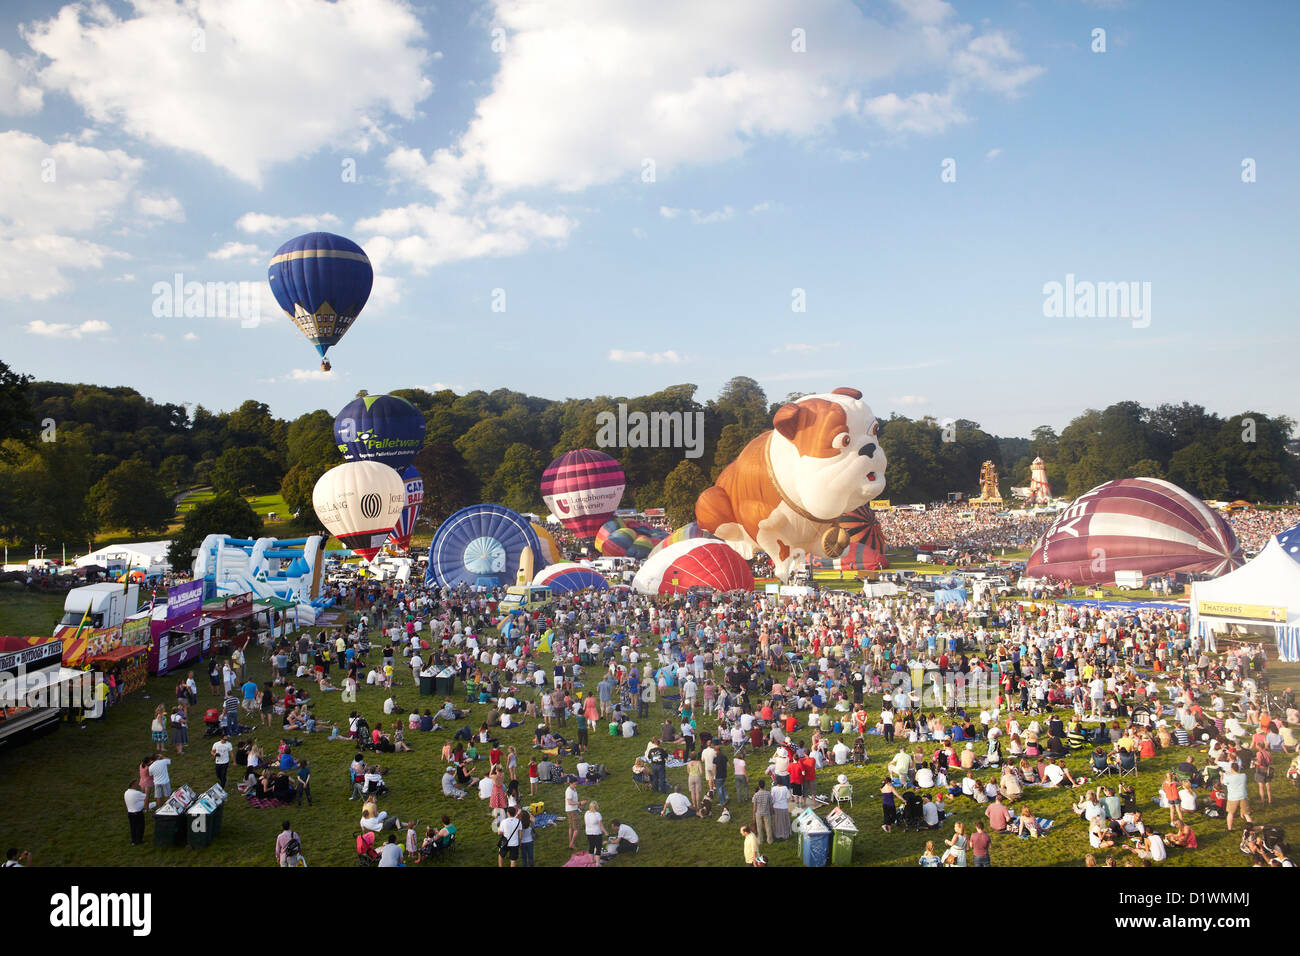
[{"left": 1026, "top": 477, "right": 1242, "bottom": 584}]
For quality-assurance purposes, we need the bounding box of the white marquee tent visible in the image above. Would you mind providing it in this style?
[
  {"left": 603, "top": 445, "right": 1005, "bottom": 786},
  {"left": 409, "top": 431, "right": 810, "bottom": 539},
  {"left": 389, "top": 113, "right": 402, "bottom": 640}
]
[
  {"left": 75, "top": 540, "right": 172, "bottom": 573},
  {"left": 1189, "top": 533, "right": 1300, "bottom": 663}
]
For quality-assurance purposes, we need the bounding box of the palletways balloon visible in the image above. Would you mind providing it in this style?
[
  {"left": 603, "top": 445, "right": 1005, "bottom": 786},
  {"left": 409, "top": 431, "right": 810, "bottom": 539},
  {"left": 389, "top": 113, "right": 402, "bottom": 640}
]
[
  {"left": 267, "top": 232, "right": 373, "bottom": 363},
  {"left": 333, "top": 394, "right": 426, "bottom": 470},
  {"left": 312, "top": 461, "right": 406, "bottom": 561}
]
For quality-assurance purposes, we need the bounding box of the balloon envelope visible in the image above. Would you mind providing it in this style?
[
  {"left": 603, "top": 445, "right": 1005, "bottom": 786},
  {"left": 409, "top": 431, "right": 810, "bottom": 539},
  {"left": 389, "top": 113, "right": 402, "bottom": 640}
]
[
  {"left": 313, "top": 461, "right": 407, "bottom": 561},
  {"left": 632, "top": 539, "right": 754, "bottom": 595},
  {"left": 594, "top": 517, "right": 667, "bottom": 560},
  {"left": 334, "top": 394, "right": 426, "bottom": 470},
  {"left": 532, "top": 562, "right": 610, "bottom": 593},
  {"left": 540, "top": 449, "right": 625, "bottom": 538},
  {"left": 531, "top": 522, "right": 562, "bottom": 566},
  {"left": 267, "top": 232, "right": 373, "bottom": 359},
  {"left": 425, "top": 505, "right": 541, "bottom": 588},
  {"left": 386, "top": 466, "right": 423, "bottom": 552},
  {"left": 1026, "top": 478, "right": 1243, "bottom": 584},
  {"left": 646, "top": 521, "right": 713, "bottom": 558}
]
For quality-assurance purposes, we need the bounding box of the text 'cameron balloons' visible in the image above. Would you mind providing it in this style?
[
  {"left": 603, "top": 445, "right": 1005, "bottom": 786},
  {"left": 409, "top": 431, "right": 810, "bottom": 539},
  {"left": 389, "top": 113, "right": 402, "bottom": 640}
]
[
  {"left": 334, "top": 394, "right": 426, "bottom": 470},
  {"left": 594, "top": 517, "right": 667, "bottom": 560},
  {"left": 632, "top": 539, "right": 754, "bottom": 595},
  {"left": 532, "top": 563, "right": 609, "bottom": 593},
  {"left": 267, "top": 233, "right": 373, "bottom": 367},
  {"left": 425, "top": 505, "right": 541, "bottom": 589},
  {"left": 313, "top": 461, "right": 407, "bottom": 562},
  {"left": 1026, "top": 477, "right": 1243, "bottom": 585},
  {"left": 540, "top": 449, "right": 625, "bottom": 538},
  {"left": 387, "top": 466, "right": 424, "bottom": 552}
]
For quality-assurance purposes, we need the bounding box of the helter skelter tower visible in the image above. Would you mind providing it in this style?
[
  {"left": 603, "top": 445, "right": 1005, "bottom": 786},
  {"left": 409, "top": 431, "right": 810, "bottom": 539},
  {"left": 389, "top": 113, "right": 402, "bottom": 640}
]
[{"left": 1028, "top": 456, "right": 1052, "bottom": 504}]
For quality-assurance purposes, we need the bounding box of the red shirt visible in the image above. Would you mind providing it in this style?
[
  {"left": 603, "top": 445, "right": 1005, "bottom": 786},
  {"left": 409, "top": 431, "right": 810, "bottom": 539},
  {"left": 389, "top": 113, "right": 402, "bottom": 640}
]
[
  {"left": 788, "top": 762, "right": 804, "bottom": 785},
  {"left": 489, "top": 748, "right": 503, "bottom": 766},
  {"left": 800, "top": 756, "right": 816, "bottom": 781}
]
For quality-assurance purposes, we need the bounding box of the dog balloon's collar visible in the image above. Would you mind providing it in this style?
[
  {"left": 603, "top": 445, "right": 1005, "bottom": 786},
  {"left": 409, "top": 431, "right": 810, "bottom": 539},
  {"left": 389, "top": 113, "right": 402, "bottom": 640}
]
[{"left": 762, "top": 434, "right": 851, "bottom": 557}]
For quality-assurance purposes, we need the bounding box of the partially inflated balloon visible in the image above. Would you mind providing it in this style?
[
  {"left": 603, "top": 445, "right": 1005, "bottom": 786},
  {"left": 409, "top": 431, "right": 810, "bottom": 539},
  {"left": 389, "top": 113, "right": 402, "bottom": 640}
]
[
  {"left": 334, "top": 394, "right": 426, "bottom": 470},
  {"left": 1026, "top": 478, "right": 1242, "bottom": 584},
  {"left": 540, "top": 449, "right": 624, "bottom": 538},
  {"left": 632, "top": 539, "right": 754, "bottom": 595},
  {"left": 386, "top": 466, "right": 424, "bottom": 552},
  {"left": 313, "top": 461, "right": 406, "bottom": 561},
  {"left": 425, "top": 505, "right": 542, "bottom": 588},
  {"left": 267, "top": 233, "right": 373, "bottom": 365},
  {"left": 594, "top": 517, "right": 667, "bottom": 560}
]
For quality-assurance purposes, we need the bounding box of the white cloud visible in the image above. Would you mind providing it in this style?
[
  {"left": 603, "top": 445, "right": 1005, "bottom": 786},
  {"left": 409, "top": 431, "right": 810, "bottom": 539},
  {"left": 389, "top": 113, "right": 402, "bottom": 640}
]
[
  {"left": 0, "top": 49, "right": 43, "bottom": 114},
  {"left": 985, "top": 147, "right": 1003, "bottom": 160},
  {"left": 749, "top": 201, "right": 773, "bottom": 214},
  {"left": 0, "top": 131, "right": 141, "bottom": 235},
  {"left": 287, "top": 368, "right": 337, "bottom": 382},
  {"left": 608, "top": 349, "right": 684, "bottom": 364},
  {"left": 399, "top": 0, "right": 1040, "bottom": 200},
  {"left": 183, "top": 331, "right": 197, "bottom": 341},
  {"left": 832, "top": 148, "right": 871, "bottom": 162},
  {"left": 889, "top": 394, "right": 929, "bottom": 406},
  {"left": 773, "top": 342, "right": 839, "bottom": 354},
  {"left": 208, "top": 241, "right": 263, "bottom": 262},
  {"left": 354, "top": 202, "right": 575, "bottom": 273},
  {"left": 0, "top": 235, "right": 127, "bottom": 301},
  {"left": 135, "top": 193, "right": 185, "bottom": 221},
  {"left": 690, "top": 206, "right": 734, "bottom": 225},
  {"left": 25, "top": 318, "right": 112, "bottom": 338},
  {"left": 236, "top": 212, "right": 342, "bottom": 235},
  {"left": 658, "top": 206, "right": 681, "bottom": 220},
  {"left": 23, "top": 0, "right": 434, "bottom": 186},
  {"left": 631, "top": 227, "right": 647, "bottom": 240}
]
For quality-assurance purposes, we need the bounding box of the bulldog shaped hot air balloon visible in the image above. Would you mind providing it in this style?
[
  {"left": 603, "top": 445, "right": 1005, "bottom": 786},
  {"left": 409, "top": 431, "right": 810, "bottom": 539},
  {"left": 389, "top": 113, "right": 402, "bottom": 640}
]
[
  {"left": 695, "top": 387, "right": 886, "bottom": 581},
  {"left": 1026, "top": 478, "right": 1243, "bottom": 585},
  {"left": 540, "top": 449, "right": 625, "bottom": 538},
  {"left": 312, "top": 461, "right": 406, "bottom": 561},
  {"left": 267, "top": 232, "right": 373, "bottom": 372}
]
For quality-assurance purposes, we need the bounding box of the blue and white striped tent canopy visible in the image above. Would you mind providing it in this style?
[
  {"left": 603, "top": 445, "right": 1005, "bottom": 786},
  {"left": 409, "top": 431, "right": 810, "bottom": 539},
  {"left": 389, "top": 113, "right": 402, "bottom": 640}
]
[{"left": 1189, "top": 524, "right": 1300, "bottom": 662}]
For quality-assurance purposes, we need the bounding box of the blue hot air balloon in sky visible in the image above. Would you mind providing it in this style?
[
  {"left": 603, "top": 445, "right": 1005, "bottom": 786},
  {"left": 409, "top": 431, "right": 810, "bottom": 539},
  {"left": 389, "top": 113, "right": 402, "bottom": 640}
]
[
  {"left": 426, "top": 505, "right": 541, "bottom": 589},
  {"left": 267, "top": 232, "right": 373, "bottom": 371},
  {"left": 334, "top": 394, "right": 426, "bottom": 470}
]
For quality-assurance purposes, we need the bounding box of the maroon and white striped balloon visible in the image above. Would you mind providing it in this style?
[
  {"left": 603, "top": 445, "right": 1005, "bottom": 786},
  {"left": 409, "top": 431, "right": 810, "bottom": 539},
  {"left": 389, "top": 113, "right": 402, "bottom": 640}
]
[{"left": 1026, "top": 477, "right": 1242, "bottom": 584}]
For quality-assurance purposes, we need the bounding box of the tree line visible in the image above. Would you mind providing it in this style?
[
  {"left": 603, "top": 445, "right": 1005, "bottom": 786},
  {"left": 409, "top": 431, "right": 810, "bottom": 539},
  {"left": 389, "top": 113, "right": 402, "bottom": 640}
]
[{"left": 0, "top": 360, "right": 1294, "bottom": 554}]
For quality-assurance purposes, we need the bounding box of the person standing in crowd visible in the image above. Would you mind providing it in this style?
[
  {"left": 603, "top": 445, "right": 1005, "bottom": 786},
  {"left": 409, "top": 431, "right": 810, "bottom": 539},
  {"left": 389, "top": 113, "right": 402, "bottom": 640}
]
[
  {"left": 124, "top": 782, "right": 146, "bottom": 845},
  {"left": 211, "top": 734, "right": 233, "bottom": 787}
]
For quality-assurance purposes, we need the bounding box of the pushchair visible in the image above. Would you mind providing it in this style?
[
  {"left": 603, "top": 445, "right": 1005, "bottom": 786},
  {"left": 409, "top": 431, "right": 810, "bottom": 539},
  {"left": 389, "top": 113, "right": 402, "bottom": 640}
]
[
  {"left": 203, "top": 709, "right": 224, "bottom": 738},
  {"left": 900, "top": 791, "right": 925, "bottom": 831}
]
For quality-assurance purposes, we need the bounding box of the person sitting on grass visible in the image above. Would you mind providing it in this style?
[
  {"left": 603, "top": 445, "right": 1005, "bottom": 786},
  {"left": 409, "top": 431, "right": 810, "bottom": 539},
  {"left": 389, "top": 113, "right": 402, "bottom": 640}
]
[
  {"left": 1165, "top": 819, "right": 1198, "bottom": 850},
  {"left": 661, "top": 786, "right": 692, "bottom": 819},
  {"left": 1010, "top": 804, "right": 1042, "bottom": 838}
]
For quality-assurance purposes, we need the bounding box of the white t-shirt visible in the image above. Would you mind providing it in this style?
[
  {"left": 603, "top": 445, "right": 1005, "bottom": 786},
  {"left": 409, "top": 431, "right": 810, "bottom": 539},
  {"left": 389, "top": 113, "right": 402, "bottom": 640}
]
[
  {"left": 832, "top": 743, "right": 851, "bottom": 765},
  {"left": 615, "top": 823, "right": 638, "bottom": 845},
  {"left": 1043, "top": 764, "right": 1065, "bottom": 786},
  {"left": 148, "top": 758, "right": 171, "bottom": 785},
  {"left": 584, "top": 810, "right": 603, "bottom": 835},
  {"left": 1147, "top": 833, "right": 1167, "bottom": 862},
  {"left": 664, "top": 792, "right": 691, "bottom": 815},
  {"left": 211, "top": 741, "right": 233, "bottom": 765},
  {"left": 499, "top": 816, "right": 523, "bottom": 847},
  {"left": 124, "top": 788, "right": 147, "bottom": 812},
  {"left": 915, "top": 767, "right": 935, "bottom": 788},
  {"left": 478, "top": 777, "right": 495, "bottom": 800},
  {"left": 564, "top": 786, "right": 580, "bottom": 813}
]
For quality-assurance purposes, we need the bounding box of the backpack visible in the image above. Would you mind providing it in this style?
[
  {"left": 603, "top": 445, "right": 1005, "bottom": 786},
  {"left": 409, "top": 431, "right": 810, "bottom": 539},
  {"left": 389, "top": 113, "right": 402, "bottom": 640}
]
[{"left": 284, "top": 835, "right": 301, "bottom": 857}]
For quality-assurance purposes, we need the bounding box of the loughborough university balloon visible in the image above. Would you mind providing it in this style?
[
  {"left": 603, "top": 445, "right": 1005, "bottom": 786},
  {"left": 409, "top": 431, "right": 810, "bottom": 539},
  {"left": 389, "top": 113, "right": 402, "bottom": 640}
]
[
  {"left": 540, "top": 449, "right": 625, "bottom": 538},
  {"left": 334, "top": 394, "right": 426, "bottom": 470},
  {"left": 312, "top": 461, "right": 406, "bottom": 561},
  {"left": 1026, "top": 477, "right": 1243, "bottom": 584},
  {"left": 267, "top": 232, "right": 373, "bottom": 366}
]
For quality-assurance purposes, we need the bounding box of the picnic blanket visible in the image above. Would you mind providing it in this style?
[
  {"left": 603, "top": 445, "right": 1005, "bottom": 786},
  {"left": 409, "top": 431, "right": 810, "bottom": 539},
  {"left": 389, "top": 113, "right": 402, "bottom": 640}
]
[
  {"left": 1016, "top": 817, "right": 1055, "bottom": 838},
  {"left": 533, "top": 813, "right": 559, "bottom": 829},
  {"left": 563, "top": 851, "right": 601, "bottom": 867},
  {"left": 665, "top": 758, "right": 686, "bottom": 769},
  {"left": 246, "top": 795, "right": 290, "bottom": 809}
]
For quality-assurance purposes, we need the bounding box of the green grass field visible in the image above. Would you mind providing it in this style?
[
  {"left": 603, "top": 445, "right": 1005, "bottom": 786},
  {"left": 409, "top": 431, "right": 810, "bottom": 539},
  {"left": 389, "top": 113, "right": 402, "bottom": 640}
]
[{"left": 0, "top": 596, "right": 1295, "bottom": 868}]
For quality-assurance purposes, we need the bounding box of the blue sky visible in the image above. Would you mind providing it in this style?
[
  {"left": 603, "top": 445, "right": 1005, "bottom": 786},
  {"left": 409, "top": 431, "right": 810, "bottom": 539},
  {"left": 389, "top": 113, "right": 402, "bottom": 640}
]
[{"left": 1, "top": 0, "right": 1296, "bottom": 437}]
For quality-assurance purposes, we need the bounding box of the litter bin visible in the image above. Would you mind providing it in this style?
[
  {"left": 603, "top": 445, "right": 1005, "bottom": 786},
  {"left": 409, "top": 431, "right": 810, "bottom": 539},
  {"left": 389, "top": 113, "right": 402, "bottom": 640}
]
[
  {"left": 831, "top": 815, "right": 858, "bottom": 865},
  {"left": 419, "top": 673, "right": 435, "bottom": 696},
  {"left": 153, "top": 811, "right": 188, "bottom": 848},
  {"left": 435, "top": 669, "right": 456, "bottom": 697},
  {"left": 799, "top": 815, "right": 831, "bottom": 867},
  {"left": 186, "top": 803, "right": 224, "bottom": 849}
]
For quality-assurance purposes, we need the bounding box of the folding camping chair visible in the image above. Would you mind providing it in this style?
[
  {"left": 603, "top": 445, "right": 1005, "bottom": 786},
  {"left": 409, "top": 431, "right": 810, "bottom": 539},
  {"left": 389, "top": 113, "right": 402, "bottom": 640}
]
[
  {"left": 1117, "top": 750, "right": 1138, "bottom": 778},
  {"left": 831, "top": 782, "right": 853, "bottom": 808}
]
